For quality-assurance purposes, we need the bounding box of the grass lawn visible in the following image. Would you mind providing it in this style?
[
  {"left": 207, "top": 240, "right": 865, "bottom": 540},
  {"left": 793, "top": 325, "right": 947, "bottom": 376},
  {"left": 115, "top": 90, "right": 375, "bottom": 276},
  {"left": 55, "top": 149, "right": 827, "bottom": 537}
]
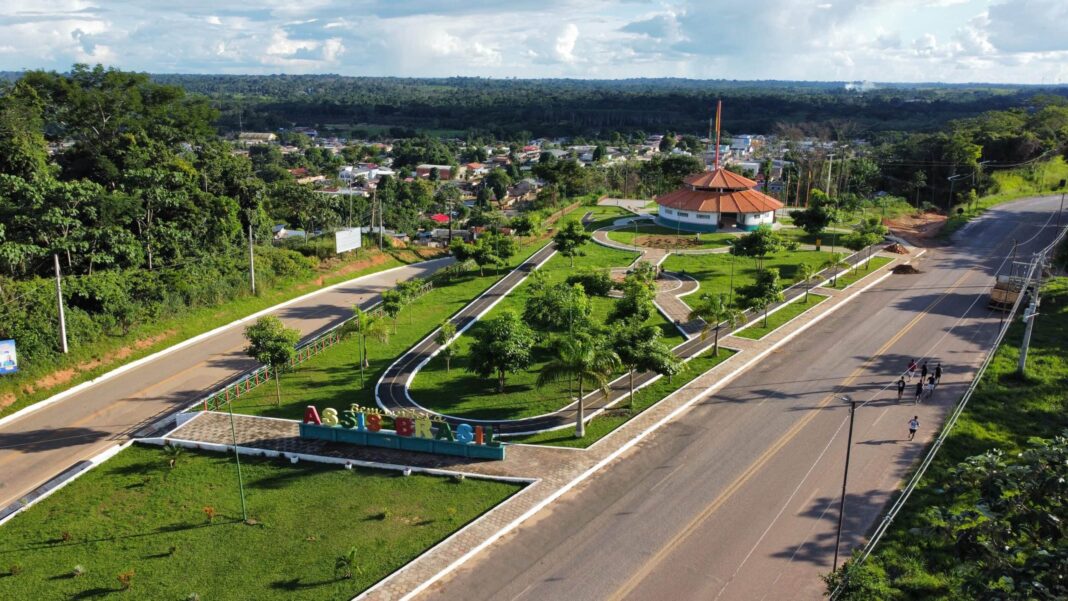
[
  {"left": 662, "top": 248, "right": 831, "bottom": 301},
  {"left": 734, "top": 293, "right": 828, "bottom": 340},
  {"left": 581, "top": 205, "right": 633, "bottom": 230},
  {"left": 830, "top": 276, "right": 1068, "bottom": 596},
  {"left": 507, "top": 348, "right": 735, "bottom": 448},
  {"left": 829, "top": 256, "right": 893, "bottom": 289},
  {"left": 228, "top": 237, "right": 554, "bottom": 421},
  {"left": 0, "top": 444, "right": 521, "bottom": 601},
  {"left": 410, "top": 240, "right": 685, "bottom": 421},
  {"left": 0, "top": 247, "right": 443, "bottom": 420},
  {"left": 606, "top": 224, "right": 736, "bottom": 250}
]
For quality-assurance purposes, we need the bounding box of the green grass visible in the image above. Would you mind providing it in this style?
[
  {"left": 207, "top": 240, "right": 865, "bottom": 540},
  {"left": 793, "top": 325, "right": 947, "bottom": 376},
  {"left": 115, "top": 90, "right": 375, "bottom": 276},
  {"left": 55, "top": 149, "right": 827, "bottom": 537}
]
[
  {"left": 0, "top": 444, "right": 521, "bottom": 601},
  {"left": 830, "top": 256, "right": 893, "bottom": 289},
  {"left": 605, "top": 224, "right": 736, "bottom": 250},
  {"left": 662, "top": 249, "right": 831, "bottom": 300},
  {"left": 734, "top": 293, "right": 828, "bottom": 340},
  {"left": 0, "top": 248, "right": 442, "bottom": 420},
  {"left": 229, "top": 239, "right": 552, "bottom": 420},
  {"left": 506, "top": 348, "right": 735, "bottom": 448},
  {"left": 942, "top": 157, "right": 1068, "bottom": 238},
  {"left": 831, "top": 276, "right": 1068, "bottom": 597},
  {"left": 410, "top": 240, "right": 685, "bottom": 421}
]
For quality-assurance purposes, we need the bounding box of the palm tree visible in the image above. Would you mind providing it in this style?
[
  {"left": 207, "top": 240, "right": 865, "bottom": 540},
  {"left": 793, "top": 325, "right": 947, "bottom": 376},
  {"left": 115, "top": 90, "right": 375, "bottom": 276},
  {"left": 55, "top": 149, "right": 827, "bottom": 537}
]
[
  {"left": 688, "top": 293, "right": 747, "bottom": 356},
  {"left": 341, "top": 306, "right": 390, "bottom": 387},
  {"left": 822, "top": 252, "right": 850, "bottom": 288},
  {"left": 537, "top": 336, "right": 620, "bottom": 438},
  {"left": 797, "top": 263, "right": 819, "bottom": 302}
]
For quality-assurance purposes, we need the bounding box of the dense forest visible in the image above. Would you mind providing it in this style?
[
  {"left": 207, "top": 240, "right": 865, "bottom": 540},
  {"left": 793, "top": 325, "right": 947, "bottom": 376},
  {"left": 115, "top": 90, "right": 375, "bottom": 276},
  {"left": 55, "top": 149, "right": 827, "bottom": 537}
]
[{"left": 132, "top": 74, "right": 1068, "bottom": 140}]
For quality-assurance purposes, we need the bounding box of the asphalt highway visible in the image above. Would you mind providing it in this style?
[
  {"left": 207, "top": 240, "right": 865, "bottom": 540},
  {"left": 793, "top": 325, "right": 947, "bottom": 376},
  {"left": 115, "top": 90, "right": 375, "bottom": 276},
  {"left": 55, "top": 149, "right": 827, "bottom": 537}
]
[
  {"left": 0, "top": 257, "right": 453, "bottom": 511},
  {"left": 423, "top": 196, "right": 1063, "bottom": 601}
]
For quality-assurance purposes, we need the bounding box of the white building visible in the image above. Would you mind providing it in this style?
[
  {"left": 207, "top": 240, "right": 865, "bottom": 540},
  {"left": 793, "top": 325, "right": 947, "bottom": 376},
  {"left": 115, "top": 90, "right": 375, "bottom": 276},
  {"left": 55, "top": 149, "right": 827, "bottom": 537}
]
[{"left": 655, "top": 168, "right": 783, "bottom": 232}]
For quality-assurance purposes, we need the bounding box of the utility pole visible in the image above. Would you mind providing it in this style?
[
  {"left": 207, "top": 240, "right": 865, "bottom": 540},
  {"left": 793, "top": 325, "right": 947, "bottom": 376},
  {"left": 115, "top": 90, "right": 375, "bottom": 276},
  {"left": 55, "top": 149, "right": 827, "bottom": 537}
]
[
  {"left": 248, "top": 223, "right": 256, "bottom": 295},
  {"left": 53, "top": 254, "right": 69, "bottom": 354},
  {"left": 825, "top": 153, "right": 835, "bottom": 195},
  {"left": 1018, "top": 294, "right": 1039, "bottom": 377},
  {"left": 833, "top": 396, "right": 856, "bottom": 571}
]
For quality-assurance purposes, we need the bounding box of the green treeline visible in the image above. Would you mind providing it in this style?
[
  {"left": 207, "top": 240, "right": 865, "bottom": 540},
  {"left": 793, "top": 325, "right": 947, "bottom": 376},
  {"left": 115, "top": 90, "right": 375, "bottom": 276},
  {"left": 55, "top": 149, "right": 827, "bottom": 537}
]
[{"left": 146, "top": 74, "right": 1061, "bottom": 140}]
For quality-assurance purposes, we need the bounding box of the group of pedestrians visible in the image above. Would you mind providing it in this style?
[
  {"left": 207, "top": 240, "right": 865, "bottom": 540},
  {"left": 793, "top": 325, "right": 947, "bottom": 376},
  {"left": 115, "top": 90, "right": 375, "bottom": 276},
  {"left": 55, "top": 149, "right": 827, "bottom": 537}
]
[
  {"left": 895, "top": 359, "right": 944, "bottom": 442},
  {"left": 896, "top": 359, "right": 942, "bottom": 404}
]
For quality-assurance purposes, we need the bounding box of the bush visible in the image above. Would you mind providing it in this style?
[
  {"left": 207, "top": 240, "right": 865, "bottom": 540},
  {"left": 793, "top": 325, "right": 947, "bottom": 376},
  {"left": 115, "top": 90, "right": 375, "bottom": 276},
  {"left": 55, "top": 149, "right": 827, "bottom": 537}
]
[{"left": 565, "top": 270, "right": 614, "bottom": 296}]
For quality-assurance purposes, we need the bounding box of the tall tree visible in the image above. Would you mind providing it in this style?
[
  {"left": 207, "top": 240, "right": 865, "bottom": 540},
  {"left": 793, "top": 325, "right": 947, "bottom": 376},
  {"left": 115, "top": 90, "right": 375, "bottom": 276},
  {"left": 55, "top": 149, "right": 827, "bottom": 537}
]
[
  {"left": 434, "top": 320, "right": 457, "bottom": 373},
  {"left": 612, "top": 323, "right": 681, "bottom": 408},
  {"left": 537, "top": 334, "right": 620, "bottom": 438},
  {"left": 467, "top": 311, "right": 534, "bottom": 393},
  {"left": 688, "top": 293, "right": 748, "bottom": 356},
  {"left": 341, "top": 306, "right": 390, "bottom": 386},
  {"left": 742, "top": 268, "right": 784, "bottom": 327},
  {"left": 552, "top": 219, "right": 592, "bottom": 267},
  {"left": 244, "top": 315, "right": 300, "bottom": 407}
]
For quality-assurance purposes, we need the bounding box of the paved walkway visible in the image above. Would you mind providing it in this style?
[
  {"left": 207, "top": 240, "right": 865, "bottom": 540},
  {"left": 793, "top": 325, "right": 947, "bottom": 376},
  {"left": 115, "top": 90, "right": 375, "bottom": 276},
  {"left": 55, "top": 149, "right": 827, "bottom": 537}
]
[{"left": 157, "top": 244, "right": 916, "bottom": 601}]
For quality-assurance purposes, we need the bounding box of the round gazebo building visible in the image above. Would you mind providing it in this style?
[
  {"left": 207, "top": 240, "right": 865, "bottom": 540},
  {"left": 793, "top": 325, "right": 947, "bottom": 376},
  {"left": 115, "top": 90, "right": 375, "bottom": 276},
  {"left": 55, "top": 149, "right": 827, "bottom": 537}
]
[{"left": 655, "top": 167, "right": 783, "bottom": 232}]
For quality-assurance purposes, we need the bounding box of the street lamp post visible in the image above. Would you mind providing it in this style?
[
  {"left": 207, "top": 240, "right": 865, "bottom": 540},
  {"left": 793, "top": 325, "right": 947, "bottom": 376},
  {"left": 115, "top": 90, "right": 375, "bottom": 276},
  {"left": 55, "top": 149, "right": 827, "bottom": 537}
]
[{"left": 833, "top": 395, "right": 855, "bottom": 571}]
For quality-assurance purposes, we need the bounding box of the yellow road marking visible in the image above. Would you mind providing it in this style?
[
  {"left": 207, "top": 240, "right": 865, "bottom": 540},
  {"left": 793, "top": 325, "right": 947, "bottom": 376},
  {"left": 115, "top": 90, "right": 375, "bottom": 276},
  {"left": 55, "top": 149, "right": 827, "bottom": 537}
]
[{"left": 605, "top": 267, "right": 973, "bottom": 601}]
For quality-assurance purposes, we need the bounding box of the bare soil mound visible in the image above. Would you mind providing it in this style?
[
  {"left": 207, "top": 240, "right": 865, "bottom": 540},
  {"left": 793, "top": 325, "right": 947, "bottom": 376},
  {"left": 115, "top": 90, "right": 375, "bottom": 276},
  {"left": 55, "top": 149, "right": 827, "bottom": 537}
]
[
  {"left": 884, "top": 243, "right": 909, "bottom": 254},
  {"left": 883, "top": 212, "right": 946, "bottom": 246},
  {"left": 892, "top": 264, "right": 922, "bottom": 274}
]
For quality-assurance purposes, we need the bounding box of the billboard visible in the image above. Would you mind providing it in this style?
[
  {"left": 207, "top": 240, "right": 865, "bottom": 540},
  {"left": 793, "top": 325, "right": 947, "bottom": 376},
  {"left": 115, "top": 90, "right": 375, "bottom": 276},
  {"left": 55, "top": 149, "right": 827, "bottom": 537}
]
[
  {"left": 0, "top": 339, "right": 17, "bottom": 375},
  {"left": 335, "top": 228, "right": 362, "bottom": 254}
]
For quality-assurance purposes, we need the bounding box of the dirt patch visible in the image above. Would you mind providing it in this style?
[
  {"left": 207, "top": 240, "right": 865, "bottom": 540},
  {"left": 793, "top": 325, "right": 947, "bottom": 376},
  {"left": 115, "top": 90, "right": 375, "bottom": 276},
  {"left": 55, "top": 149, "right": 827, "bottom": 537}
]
[
  {"left": 883, "top": 212, "right": 947, "bottom": 246},
  {"left": 0, "top": 392, "right": 15, "bottom": 410},
  {"left": 892, "top": 264, "right": 922, "bottom": 274},
  {"left": 23, "top": 330, "right": 176, "bottom": 396},
  {"left": 634, "top": 235, "right": 710, "bottom": 249},
  {"left": 884, "top": 243, "right": 910, "bottom": 254}
]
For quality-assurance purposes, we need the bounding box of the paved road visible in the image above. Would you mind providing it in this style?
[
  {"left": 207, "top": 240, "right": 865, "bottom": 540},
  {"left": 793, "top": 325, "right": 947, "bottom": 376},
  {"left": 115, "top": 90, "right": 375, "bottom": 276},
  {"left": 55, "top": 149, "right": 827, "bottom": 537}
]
[
  {"left": 423, "top": 196, "right": 1063, "bottom": 600},
  {"left": 0, "top": 257, "right": 453, "bottom": 510}
]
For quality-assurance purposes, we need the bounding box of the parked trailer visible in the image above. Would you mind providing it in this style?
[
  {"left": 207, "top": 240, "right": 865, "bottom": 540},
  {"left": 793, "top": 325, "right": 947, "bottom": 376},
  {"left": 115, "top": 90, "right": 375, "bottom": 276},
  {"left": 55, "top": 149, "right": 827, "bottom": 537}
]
[{"left": 988, "top": 275, "right": 1030, "bottom": 311}]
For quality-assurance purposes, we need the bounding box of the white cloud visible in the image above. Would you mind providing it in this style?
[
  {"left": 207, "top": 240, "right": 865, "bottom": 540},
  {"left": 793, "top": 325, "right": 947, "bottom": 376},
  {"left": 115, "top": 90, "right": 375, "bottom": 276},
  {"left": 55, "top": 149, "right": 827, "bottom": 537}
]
[
  {"left": 0, "top": 0, "right": 1062, "bottom": 83},
  {"left": 554, "top": 23, "right": 579, "bottom": 63}
]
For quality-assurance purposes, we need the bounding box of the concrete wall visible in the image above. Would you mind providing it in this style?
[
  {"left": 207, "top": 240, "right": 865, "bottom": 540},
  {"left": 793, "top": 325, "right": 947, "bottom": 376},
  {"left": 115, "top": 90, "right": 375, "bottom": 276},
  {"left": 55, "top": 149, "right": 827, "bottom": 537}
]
[
  {"left": 740, "top": 211, "right": 775, "bottom": 230},
  {"left": 657, "top": 205, "right": 719, "bottom": 232}
]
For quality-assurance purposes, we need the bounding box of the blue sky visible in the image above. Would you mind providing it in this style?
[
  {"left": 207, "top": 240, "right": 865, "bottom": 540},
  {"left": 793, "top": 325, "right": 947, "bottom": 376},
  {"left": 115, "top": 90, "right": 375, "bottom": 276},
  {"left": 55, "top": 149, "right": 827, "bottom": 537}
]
[{"left": 0, "top": 0, "right": 1065, "bottom": 83}]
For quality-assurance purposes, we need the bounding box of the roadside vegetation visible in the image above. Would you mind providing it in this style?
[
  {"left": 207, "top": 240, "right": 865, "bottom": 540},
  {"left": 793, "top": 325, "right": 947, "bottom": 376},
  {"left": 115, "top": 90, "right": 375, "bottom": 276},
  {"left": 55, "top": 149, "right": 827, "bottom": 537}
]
[
  {"left": 508, "top": 349, "right": 734, "bottom": 448},
  {"left": 827, "top": 277, "right": 1068, "bottom": 600},
  {"left": 0, "top": 444, "right": 522, "bottom": 601},
  {"left": 942, "top": 156, "right": 1068, "bottom": 238},
  {"left": 734, "top": 294, "right": 828, "bottom": 340}
]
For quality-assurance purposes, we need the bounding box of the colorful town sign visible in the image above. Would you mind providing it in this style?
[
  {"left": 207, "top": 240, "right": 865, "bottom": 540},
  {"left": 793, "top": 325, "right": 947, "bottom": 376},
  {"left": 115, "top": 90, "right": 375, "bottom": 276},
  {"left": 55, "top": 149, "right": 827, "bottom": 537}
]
[
  {"left": 300, "top": 405, "right": 505, "bottom": 460},
  {"left": 0, "top": 340, "right": 17, "bottom": 375}
]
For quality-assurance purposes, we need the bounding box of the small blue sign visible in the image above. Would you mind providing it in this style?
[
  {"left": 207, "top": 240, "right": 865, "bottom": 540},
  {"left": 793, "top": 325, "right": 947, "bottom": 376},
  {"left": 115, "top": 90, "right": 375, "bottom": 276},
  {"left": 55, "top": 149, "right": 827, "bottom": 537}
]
[{"left": 0, "top": 339, "right": 17, "bottom": 375}]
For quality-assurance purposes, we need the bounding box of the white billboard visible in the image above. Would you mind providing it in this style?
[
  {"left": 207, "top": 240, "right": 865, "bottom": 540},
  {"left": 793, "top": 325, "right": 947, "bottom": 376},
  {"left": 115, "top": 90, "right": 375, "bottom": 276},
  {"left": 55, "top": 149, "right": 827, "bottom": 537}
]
[
  {"left": 0, "top": 339, "right": 17, "bottom": 375},
  {"left": 335, "top": 228, "right": 362, "bottom": 254}
]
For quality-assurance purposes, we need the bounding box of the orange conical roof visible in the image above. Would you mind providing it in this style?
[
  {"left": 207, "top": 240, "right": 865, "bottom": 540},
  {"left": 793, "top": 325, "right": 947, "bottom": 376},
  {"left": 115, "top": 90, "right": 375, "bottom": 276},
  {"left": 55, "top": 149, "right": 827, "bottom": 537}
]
[{"left": 683, "top": 167, "right": 758, "bottom": 190}]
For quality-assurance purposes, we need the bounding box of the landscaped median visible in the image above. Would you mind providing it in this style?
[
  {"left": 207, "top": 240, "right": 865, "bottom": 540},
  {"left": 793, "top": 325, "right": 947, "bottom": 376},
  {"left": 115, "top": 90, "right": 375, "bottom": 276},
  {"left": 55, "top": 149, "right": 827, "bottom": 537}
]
[
  {"left": 506, "top": 348, "right": 736, "bottom": 448},
  {"left": 0, "top": 444, "right": 522, "bottom": 601},
  {"left": 734, "top": 293, "right": 828, "bottom": 340},
  {"left": 829, "top": 256, "right": 893, "bottom": 289},
  {"left": 222, "top": 226, "right": 574, "bottom": 422}
]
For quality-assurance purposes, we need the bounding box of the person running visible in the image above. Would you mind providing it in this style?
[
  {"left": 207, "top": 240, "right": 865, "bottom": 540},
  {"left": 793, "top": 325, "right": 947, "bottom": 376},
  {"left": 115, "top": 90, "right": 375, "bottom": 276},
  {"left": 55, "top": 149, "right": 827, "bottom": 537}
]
[
  {"left": 934, "top": 363, "right": 943, "bottom": 384},
  {"left": 896, "top": 377, "right": 906, "bottom": 401},
  {"left": 906, "top": 359, "right": 918, "bottom": 380},
  {"left": 925, "top": 375, "right": 936, "bottom": 400},
  {"left": 908, "top": 416, "right": 919, "bottom": 441},
  {"left": 920, "top": 361, "right": 929, "bottom": 382},
  {"left": 914, "top": 380, "right": 924, "bottom": 404}
]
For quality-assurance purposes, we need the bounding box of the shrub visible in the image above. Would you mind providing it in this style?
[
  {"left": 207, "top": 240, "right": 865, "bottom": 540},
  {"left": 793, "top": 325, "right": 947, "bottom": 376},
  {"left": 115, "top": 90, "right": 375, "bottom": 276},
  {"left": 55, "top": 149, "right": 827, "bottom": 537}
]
[
  {"left": 565, "top": 270, "right": 614, "bottom": 296},
  {"left": 202, "top": 506, "right": 216, "bottom": 523},
  {"left": 117, "top": 569, "right": 135, "bottom": 590}
]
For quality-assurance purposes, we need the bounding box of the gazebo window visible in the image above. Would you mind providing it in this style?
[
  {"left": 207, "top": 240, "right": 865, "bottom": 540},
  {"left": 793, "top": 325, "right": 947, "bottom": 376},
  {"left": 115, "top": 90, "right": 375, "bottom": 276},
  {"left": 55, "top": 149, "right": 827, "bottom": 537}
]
[
  {"left": 677, "top": 212, "right": 689, "bottom": 217},
  {"left": 696, "top": 214, "right": 711, "bottom": 219}
]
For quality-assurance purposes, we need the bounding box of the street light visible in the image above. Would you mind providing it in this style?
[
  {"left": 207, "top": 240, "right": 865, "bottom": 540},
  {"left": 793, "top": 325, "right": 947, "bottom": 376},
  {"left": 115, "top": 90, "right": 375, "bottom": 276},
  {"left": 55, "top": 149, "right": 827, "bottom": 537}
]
[
  {"left": 833, "top": 394, "right": 855, "bottom": 571},
  {"left": 947, "top": 173, "right": 969, "bottom": 213}
]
